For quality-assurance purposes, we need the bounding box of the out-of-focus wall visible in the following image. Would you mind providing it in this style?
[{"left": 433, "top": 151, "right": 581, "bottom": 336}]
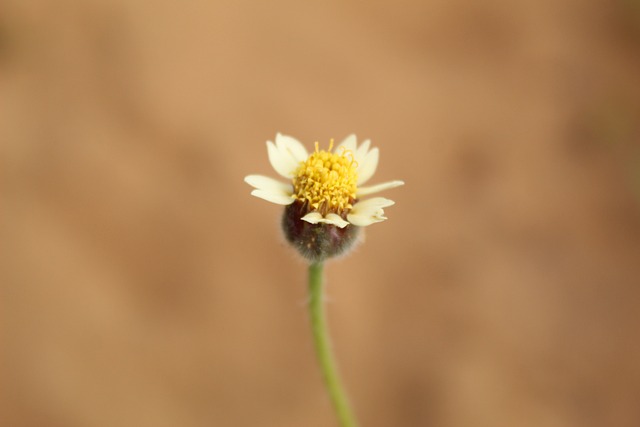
[{"left": 2, "top": 0, "right": 640, "bottom": 426}]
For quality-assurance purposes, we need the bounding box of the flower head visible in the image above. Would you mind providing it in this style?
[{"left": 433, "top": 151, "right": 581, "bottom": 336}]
[{"left": 245, "top": 133, "right": 404, "bottom": 260}]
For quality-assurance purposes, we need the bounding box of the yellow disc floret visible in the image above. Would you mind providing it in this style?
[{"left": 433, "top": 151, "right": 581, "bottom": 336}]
[{"left": 293, "top": 140, "right": 358, "bottom": 215}]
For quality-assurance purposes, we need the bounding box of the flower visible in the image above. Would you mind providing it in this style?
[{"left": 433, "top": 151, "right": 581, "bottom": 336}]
[
  {"left": 245, "top": 134, "right": 404, "bottom": 224},
  {"left": 244, "top": 133, "right": 404, "bottom": 260}
]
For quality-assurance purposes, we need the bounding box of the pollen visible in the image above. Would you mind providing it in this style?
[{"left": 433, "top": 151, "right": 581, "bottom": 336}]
[{"left": 293, "top": 140, "right": 358, "bottom": 215}]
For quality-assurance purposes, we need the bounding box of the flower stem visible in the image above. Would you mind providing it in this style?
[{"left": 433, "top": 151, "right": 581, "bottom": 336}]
[{"left": 308, "top": 262, "right": 359, "bottom": 427}]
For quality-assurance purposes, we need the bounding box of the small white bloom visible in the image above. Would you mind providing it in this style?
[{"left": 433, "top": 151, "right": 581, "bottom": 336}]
[{"left": 245, "top": 133, "right": 404, "bottom": 228}]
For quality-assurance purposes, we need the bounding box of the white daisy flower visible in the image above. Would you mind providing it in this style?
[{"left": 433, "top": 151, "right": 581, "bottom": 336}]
[{"left": 245, "top": 133, "right": 404, "bottom": 228}]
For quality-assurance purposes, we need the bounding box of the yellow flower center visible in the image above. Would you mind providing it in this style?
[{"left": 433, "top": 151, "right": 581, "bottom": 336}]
[{"left": 293, "top": 140, "right": 358, "bottom": 214}]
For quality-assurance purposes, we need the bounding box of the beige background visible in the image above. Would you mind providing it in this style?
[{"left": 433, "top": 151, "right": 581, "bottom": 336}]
[{"left": 2, "top": 0, "right": 640, "bottom": 426}]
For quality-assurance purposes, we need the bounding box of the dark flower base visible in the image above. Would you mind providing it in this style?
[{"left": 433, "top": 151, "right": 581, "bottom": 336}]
[{"left": 282, "top": 201, "right": 360, "bottom": 262}]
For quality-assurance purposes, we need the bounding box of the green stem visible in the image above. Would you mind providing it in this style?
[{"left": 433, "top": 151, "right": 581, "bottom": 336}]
[{"left": 308, "top": 262, "right": 359, "bottom": 427}]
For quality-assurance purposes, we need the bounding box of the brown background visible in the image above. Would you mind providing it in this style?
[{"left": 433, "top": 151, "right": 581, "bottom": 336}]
[{"left": 2, "top": 0, "right": 640, "bottom": 426}]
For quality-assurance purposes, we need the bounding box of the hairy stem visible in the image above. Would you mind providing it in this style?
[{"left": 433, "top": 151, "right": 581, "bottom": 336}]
[{"left": 308, "top": 262, "right": 359, "bottom": 427}]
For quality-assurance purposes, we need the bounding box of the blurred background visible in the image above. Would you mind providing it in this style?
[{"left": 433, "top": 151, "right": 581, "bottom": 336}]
[{"left": 2, "top": 0, "right": 640, "bottom": 426}]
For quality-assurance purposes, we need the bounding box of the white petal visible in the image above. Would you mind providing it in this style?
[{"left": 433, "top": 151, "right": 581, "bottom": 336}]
[
  {"left": 357, "top": 180, "right": 404, "bottom": 197},
  {"left": 352, "top": 197, "right": 395, "bottom": 211},
  {"left": 276, "top": 133, "right": 309, "bottom": 162},
  {"left": 301, "top": 212, "right": 323, "bottom": 224},
  {"left": 337, "top": 134, "right": 357, "bottom": 153},
  {"left": 250, "top": 189, "right": 295, "bottom": 205},
  {"left": 267, "top": 140, "right": 298, "bottom": 178},
  {"left": 347, "top": 213, "right": 385, "bottom": 227},
  {"left": 357, "top": 147, "right": 379, "bottom": 185},
  {"left": 324, "top": 213, "right": 349, "bottom": 228},
  {"left": 354, "top": 139, "right": 371, "bottom": 165},
  {"left": 301, "top": 212, "right": 349, "bottom": 228},
  {"left": 244, "top": 175, "right": 293, "bottom": 195},
  {"left": 347, "top": 197, "right": 395, "bottom": 227}
]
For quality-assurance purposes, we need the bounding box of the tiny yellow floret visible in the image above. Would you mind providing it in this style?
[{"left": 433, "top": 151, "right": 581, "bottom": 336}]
[{"left": 293, "top": 140, "right": 358, "bottom": 214}]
